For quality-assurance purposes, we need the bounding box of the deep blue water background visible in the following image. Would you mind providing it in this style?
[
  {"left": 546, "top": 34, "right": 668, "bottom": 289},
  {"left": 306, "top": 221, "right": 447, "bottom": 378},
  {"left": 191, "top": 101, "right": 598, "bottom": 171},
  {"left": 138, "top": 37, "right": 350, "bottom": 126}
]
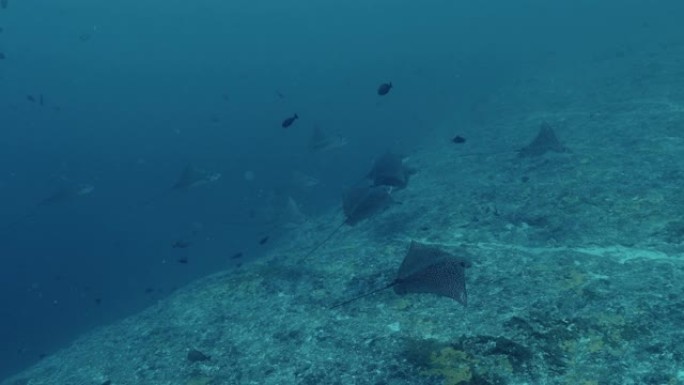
[{"left": 1, "top": 0, "right": 682, "bottom": 380}]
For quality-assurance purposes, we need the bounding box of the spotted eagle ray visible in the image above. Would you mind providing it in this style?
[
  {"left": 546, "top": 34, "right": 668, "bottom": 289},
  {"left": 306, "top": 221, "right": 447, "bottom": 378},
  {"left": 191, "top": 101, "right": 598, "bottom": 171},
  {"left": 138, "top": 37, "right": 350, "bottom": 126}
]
[
  {"left": 3, "top": 183, "right": 95, "bottom": 230},
  {"left": 141, "top": 165, "right": 221, "bottom": 206},
  {"left": 330, "top": 241, "right": 472, "bottom": 309},
  {"left": 367, "top": 152, "right": 414, "bottom": 189},
  {"left": 518, "top": 121, "right": 567, "bottom": 157},
  {"left": 302, "top": 184, "right": 395, "bottom": 259},
  {"left": 308, "top": 126, "right": 348, "bottom": 152}
]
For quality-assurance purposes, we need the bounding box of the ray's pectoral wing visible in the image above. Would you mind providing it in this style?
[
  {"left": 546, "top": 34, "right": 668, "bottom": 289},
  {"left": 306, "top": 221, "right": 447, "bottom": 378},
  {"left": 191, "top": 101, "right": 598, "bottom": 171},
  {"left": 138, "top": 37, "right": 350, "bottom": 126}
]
[
  {"left": 393, "top": 260, "right": 468, "bottom": 305},
  {"left": 342, "top": 185, "right": 392, "bottom": 225},
  {"left": 392, "top": 241, "right": 470, "bottom": 305}
]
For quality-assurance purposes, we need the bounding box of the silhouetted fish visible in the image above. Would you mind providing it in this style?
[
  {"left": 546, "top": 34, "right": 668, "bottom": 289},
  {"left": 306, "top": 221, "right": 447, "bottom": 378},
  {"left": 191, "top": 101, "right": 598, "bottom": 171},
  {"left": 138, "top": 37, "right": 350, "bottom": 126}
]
[
  {"left": 282, "top": 114, "right": 298, "bottom": 128},
  {"left": 452, "top": 135, "right": 466, "bottom": 144},
  {"left": 187, "top": 349, "right": 211, "bottom": 362},
  {"left": 0, "top": 52, "right": 5, "bottom": 60},
  {"left": 377, "top": 82, "right": 392, "bottom": 96},
  {"left": 230, "top": 252, "right": 244, "bottom": 259},
  {"left": 177, "top": 257, "right": 189, "bottom": 264},
  {"left": 1, "top": 0, "right": 7, "bottom": 10},
  {"left": 27, "top": 95, "right": 35, "bottom": 102},
  {"left": 259, "top": 236, "right": 269, "bottom": 245}
]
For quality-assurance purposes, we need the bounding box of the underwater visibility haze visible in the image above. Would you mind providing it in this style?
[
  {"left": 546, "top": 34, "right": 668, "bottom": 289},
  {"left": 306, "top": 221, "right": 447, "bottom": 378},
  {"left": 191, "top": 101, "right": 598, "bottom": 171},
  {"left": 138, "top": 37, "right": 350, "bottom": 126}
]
[{"left": 2, "top": 0, "right": 684, "bottom": 383}]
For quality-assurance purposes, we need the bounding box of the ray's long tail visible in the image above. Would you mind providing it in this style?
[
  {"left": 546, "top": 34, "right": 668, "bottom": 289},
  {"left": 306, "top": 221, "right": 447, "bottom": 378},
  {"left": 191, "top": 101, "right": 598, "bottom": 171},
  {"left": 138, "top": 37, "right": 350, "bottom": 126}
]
[{"left": 301, "top": 221, "right": 346, "bottom": 260}]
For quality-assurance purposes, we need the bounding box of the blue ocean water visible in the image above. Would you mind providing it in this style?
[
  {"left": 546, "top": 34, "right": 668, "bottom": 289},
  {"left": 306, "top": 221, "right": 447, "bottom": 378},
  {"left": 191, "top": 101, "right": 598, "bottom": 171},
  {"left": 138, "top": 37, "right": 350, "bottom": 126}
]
[{"left": 1, "top": 0, "right": 684, "bottom": 382}]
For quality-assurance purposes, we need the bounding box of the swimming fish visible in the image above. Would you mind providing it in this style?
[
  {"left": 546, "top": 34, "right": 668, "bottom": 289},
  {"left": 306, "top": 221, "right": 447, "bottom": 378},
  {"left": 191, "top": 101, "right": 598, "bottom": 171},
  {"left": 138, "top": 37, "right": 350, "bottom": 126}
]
[
  {"left": 377, "top": 82, "right": 392, "bottom": 96},
  {"left": 452, "top": 135, "right": 466, "bottom": 144},
  {"left": 187, "top": 349, "right": 211, "bottom": 362},
  {"left": 259, "top": 236, "right": 269, "bottom": 245},
  {"left": 1, "top": 0, "right": 7, "bottom": 10},
  {"left": 282, "top": 114, "right": 298, "bottom": 128},
  {"left": 0, "top": 52, "right": 5, "bottom": 60}
]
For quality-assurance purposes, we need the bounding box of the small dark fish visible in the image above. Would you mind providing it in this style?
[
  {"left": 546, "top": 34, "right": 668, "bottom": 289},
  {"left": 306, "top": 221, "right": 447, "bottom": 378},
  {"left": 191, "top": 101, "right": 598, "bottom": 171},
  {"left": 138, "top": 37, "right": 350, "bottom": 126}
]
[
  {"left": 258, "top": 236, "right": 269, "bottom": 245},
  {"left": 101, "top": 381, "right": 112, "bottom": 385},
  {"left": 187, "top": 349, "right": 211, "bottom": 363},
  {"left": 281, "top": 114, "right": 298, "bottom": 128},
  {"left": 451, "top": 135, "right": 466, "bottom": 144},
  {"left": 0, "top": 0, "right": 7, "bottom": 10},
  {"left": 39, "top": 94, "right": 44, "bottom": 106},
  {"left": 94, "top": 298, "right": 102, "bottom": 305},
  {"left": 230, "top": 252, "right": 244, "bottom": 259},
  {"left": 377, "top": 82, "right": 392, "bottom": 96},
  {"left": 275, "top": 90, "right": 285, "bottom": 99},
  {"left": 27, "top": 95, "right": 36, "bottom": 102},
  {"left": 144, "top": 287, "right": 155, "bottom": 294},
  {"left": 172, "top": 240, "right": 191, "bottom": 249},
  {"left": 177, "top": 257, "right": 189, "bottom": 264},
  {"left": 79, "top": 32, "right": 92, "bottom": 42},
  {"left": 0, "top": 27, "right": 4, "bottom": 33}
]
